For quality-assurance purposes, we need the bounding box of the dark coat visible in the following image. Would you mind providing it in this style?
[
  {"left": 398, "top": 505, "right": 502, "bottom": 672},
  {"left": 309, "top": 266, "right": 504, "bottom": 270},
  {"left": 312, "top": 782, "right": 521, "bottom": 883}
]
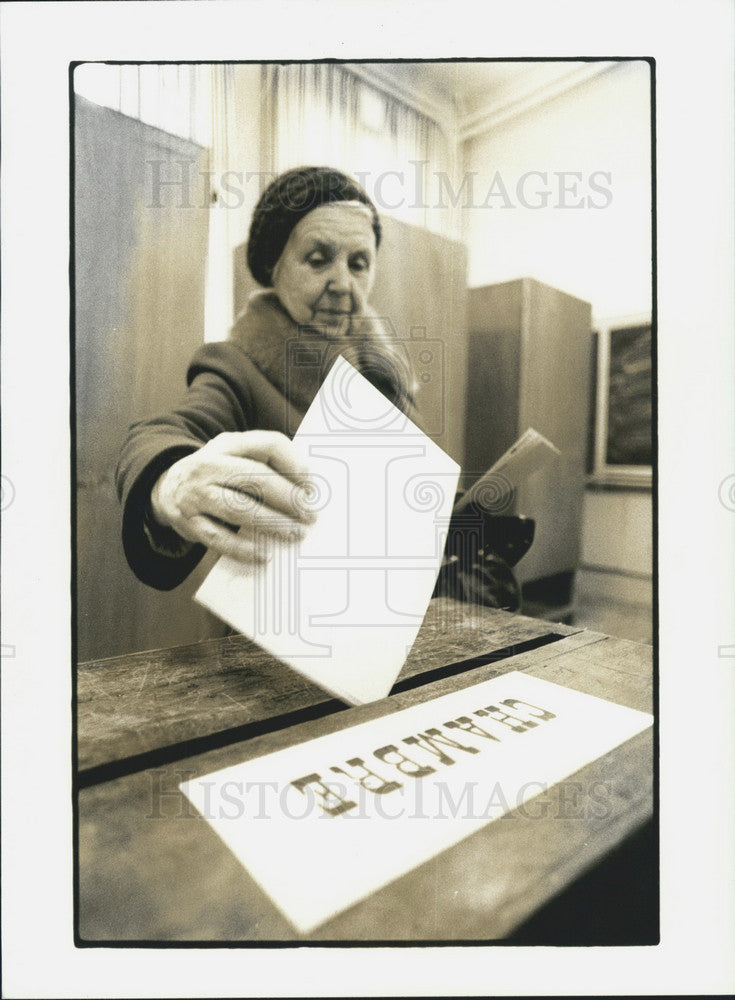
[{"left": 116, "top": 341, "right": 307, "bottom": 590}]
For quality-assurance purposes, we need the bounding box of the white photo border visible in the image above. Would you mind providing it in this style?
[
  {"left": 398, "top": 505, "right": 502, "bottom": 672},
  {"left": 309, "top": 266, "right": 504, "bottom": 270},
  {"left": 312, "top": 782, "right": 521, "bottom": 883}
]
[{"left": 2, "top": 1, "right": 734, "bottom": 997}]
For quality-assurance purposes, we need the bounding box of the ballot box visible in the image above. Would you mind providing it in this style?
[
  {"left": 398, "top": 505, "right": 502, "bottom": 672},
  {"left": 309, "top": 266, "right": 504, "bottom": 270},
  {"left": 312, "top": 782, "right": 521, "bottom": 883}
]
[{"left": 76, "top": 597, "right": 654, "bottom": 943}]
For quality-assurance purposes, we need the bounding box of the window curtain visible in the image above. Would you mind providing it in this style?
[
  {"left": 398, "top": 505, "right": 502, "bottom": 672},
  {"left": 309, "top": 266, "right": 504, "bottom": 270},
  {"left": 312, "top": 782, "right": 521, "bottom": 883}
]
[
  {"left": 205, "top": 64, "right": 238, "bottom": 341},
  {"left": 261, "top": 63, "right": 454, "bottom": 237}
]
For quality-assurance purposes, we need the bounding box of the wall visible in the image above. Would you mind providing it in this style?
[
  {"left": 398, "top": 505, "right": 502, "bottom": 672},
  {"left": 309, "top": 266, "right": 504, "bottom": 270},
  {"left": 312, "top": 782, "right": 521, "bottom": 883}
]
[
  {"left": 581, "top": 487, "right": 652, "bottom": 575},
  {"left": 461, "top": 60, "right": 652, "bottom": 321},
  {"left": 460, "top": 61, "right": 653, "bottom": 583}
]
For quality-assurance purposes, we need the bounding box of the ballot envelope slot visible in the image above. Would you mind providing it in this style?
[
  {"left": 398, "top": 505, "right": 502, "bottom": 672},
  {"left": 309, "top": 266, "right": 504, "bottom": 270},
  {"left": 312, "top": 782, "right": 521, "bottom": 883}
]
[
  {"left": 388, "top": 632, "right": 565, "bottom": 695},
  {"left": 76, "top": 631, "right": 567, "bottom": 790}
]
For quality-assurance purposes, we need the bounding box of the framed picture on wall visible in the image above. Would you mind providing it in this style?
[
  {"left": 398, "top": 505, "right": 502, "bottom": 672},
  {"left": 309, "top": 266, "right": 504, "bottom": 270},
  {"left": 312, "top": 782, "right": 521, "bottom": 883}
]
[{"left": 590, "top": 313, "right": 653, "bottom": 488}]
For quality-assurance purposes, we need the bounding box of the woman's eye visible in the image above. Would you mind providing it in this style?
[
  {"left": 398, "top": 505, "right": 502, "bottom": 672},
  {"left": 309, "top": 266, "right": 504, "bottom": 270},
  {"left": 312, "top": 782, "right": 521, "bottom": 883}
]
[
  {"left": 350, "top": 256, "right": 369, "bottom": 272},
  {"left": 307, "top": 254, "right": 327, "bottom": 268}
]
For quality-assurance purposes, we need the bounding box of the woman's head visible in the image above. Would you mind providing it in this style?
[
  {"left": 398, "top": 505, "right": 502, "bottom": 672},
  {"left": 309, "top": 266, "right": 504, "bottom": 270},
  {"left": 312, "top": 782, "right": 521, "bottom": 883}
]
[
  {"left": 271, "top": 201, "right": 377, "bottom": 334},
  {"left": 246, "top": 167, "right": 382, "bottom": 333}
]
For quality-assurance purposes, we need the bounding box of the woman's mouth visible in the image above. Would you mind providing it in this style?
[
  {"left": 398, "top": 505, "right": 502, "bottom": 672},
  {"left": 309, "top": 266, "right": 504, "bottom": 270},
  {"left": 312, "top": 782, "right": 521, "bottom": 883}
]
[{"left": 311, "top": 309, "right": 352, "bottom": 335}]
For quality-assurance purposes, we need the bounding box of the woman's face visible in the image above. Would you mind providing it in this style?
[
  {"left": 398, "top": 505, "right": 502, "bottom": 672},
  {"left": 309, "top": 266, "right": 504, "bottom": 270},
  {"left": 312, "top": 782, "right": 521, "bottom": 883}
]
[{"left": 272, "top": 202, "right": 377, "bottom": 336}]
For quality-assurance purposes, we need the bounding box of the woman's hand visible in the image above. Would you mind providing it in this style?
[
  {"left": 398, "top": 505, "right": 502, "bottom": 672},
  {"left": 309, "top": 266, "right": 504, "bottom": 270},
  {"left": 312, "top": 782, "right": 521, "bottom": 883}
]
[{"left": 149, "top": 430, "right": 317, "bottom": 564}]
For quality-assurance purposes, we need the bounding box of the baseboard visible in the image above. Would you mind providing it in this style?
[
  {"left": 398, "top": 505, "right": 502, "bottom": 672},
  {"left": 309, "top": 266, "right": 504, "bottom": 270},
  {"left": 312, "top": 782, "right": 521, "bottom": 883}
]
[{"left": 577, "top": 567, "right": 653, "bottom": 607}]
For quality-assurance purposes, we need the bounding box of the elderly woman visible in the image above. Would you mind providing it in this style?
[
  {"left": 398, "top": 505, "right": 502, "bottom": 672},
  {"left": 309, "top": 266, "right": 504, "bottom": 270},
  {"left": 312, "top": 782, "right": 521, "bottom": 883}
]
[{"left": 117, "top": 166, "right": 528, "bottom": 605}]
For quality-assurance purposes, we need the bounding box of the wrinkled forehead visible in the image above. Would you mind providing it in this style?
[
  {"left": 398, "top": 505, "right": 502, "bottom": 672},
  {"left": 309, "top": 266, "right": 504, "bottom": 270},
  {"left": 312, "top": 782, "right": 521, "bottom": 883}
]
[{"left": 287, "top": 202, "right": 377, "bottom": 251}]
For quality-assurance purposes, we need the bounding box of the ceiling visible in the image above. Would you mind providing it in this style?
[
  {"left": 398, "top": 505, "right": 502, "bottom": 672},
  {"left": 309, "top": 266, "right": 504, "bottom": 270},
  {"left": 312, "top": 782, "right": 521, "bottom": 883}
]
[
  {"left": 364, "top": 60, "right": 615, "bottom": 136},
  {"left": 419, "top": 61, "right": 592, "bottom": 109}
]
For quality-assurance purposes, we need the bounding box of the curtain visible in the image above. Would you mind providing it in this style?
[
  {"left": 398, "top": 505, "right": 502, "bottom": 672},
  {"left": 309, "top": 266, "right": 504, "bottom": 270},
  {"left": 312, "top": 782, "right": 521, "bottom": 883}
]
[
  {"left": 205, "top": 64, "right": 238, "bottom": 341},
  {"left": 261, "top": 63, "right": 454, "bottom": 237}
]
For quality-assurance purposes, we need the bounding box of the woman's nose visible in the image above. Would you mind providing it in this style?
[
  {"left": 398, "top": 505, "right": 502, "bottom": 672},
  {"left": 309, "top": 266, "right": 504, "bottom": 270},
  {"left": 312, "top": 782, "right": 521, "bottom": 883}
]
[{"left": 325, "top": 258, "right": 352, "bottom": 294}]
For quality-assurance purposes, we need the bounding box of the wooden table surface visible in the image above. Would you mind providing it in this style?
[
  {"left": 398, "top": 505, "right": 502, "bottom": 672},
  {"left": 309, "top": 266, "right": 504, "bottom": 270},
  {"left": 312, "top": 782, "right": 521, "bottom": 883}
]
[{"left": 76, "top": 598, "right": 653, "bottom": 942}]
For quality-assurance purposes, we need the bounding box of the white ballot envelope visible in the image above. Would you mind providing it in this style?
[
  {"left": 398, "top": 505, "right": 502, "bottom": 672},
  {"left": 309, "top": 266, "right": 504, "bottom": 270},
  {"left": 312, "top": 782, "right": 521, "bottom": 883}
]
[{"left": 195, "top": 355, "right": 460, "bottom": 705}]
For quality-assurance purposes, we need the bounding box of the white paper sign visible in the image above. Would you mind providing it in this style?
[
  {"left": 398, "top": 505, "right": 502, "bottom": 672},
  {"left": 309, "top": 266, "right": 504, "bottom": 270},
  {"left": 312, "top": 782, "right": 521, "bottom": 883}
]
[
  {"left": 180, "top": 671, "right": 653, "bottom": 934},
  {"left": 195, "top": 356, "right": 460, "bottom": 705}
]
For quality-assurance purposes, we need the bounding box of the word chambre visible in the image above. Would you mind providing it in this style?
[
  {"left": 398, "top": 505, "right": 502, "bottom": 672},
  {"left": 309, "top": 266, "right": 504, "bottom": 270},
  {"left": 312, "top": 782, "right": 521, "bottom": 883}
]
[{"left": 291, "top": 695, "right": 557, "bottom": 817}]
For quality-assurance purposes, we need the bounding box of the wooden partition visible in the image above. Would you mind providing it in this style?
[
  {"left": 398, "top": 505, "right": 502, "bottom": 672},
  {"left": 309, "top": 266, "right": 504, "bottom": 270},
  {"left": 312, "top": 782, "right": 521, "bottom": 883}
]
[
  {"left": 466, "top": 278, "right": 593, "bottom": 589},
  {"left": 74, "top": 97, "right": 224, "bottom": 661}
]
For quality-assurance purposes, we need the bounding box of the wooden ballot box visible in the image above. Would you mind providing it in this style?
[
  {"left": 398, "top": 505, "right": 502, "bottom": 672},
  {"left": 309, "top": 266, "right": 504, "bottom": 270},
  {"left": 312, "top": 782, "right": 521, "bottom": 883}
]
[{"left": 75, "top": 598, "right": 654, "bottom": 943}]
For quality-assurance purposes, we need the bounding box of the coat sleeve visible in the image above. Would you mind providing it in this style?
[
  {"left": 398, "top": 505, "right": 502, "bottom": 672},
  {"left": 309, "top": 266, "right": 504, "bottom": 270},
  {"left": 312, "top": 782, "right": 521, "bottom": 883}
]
[{"left": 115, "top": 343, "right": 257, "bottom": 590}]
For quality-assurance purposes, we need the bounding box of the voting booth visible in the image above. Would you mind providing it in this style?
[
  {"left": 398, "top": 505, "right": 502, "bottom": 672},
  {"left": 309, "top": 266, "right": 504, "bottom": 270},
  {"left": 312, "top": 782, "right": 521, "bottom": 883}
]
[{"left": 73, "top": 64, "right": 655, "bottom": 946}]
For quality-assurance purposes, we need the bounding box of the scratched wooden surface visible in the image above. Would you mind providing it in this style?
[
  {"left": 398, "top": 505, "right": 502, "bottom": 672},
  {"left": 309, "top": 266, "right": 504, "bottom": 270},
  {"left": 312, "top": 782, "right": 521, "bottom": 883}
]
[
  {"left": 77, "top": 598, "right": 577, "bottom": 771},
  {"left": 77, "top": 622, "right": 653, "bottom": 942}
]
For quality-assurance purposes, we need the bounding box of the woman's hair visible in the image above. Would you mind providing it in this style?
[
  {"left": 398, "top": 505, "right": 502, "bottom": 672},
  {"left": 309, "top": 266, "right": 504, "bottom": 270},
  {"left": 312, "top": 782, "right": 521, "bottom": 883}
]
[{"left": 246, "top": 166, "right": 382, "bottom": 287}]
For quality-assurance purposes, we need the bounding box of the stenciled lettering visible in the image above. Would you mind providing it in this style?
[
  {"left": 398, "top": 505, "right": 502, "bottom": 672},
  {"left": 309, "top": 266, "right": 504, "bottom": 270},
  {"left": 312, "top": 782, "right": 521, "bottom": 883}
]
[
  {"left": 290, "top": 773, "right": 357, "bottom": 817},
  {"left": 402, "top": 727, "right": 481, "bottom": 766},
  {"left": 474, "top": 704, "right": 534, "bottom": 733},
  {"left": 499, "top": 698, "right": 557, "bottom": 723},
  {"left": 285, "top": 693, "right": 558, "bottom": 815},
  {"left": 330, "top": 757, "right": 402, "bottom": 795},
  {"left": 373, "top": 744, "right": 436, "bottom": 778},
  {"left": 443, "top": 715, "right": 502, "bottom": 743}
]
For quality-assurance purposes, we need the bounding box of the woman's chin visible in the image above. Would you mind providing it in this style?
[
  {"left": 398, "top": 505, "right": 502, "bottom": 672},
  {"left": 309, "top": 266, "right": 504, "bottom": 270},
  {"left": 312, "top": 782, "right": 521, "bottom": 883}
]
[{"left": 308, "top": 313, "right": 353, "bottom": 338}]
